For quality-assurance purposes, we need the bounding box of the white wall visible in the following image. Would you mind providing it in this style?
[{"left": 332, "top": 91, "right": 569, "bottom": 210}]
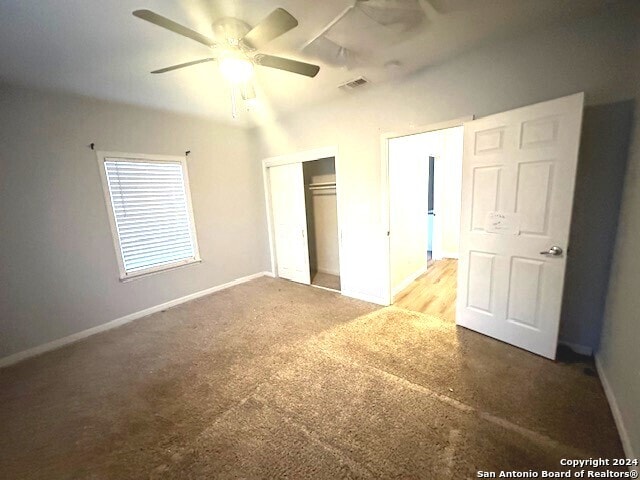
[
  {"left": 0, "top": 84, "right": 270, "bottom": 359},
  {"left": 256, "top": 8, "right": 638, "bottom": 309},
  {"left": 410, "top": 126, "right": 463, "bottom": 260},
  {"left": 389, "top": 135, "right": 430, "bottom": 294},
  {"left": 597, "top": 33, "right": 640, "bottom": 462},
  {"left": 434, "top": 127, "right": 463, "bottom": 259}
]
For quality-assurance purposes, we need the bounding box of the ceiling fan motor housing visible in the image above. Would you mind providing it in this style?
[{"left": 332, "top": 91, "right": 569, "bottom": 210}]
[{"left": 212, "top": 17, "right": 252, "bottom": 47}]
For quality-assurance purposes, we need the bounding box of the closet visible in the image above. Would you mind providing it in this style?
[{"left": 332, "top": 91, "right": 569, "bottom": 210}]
[
  {"left": 267, "top": 156, "right": 341, "bottom": 292},
  {"left": 304, "top": 158, "right": 340, "bottom": 291}
]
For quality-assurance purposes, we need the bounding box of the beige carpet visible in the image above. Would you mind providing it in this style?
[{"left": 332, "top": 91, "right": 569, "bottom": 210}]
[{"left": 0, "top": 277, "right": 623, "bottom": 479}]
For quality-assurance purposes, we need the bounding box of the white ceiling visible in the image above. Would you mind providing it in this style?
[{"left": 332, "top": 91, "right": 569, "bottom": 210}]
[{"left": 0, "top": 0, "right": 627, "bottom": 126}]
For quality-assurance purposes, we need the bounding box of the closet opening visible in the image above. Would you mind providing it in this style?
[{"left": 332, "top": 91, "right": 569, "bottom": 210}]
[
  {"left": 263, "top": 148, "right": 342, "bottom": 294},
  {"left": 304, "top": 157, "right": 341, "bottom": 292}
]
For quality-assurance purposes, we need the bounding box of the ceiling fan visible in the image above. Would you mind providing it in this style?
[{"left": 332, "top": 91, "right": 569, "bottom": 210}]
[{"left": 133, "top": 8, "right": 320, "bottom": 115}]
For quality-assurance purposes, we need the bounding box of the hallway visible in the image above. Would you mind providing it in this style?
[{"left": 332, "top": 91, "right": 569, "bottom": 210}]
[{"left": 394, "top": 259, "right": 457, "bottom": 321}]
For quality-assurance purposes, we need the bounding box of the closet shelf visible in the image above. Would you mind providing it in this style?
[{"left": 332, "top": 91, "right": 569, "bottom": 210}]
[{"left": 308, "top": 181, "right": 336, "bottom": 191}]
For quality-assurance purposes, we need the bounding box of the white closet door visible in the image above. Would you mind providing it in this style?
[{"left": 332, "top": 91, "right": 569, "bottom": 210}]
[
  {"left": 457, "top": 93, "right": 584, "bottom": 359},
  {"left": 269, "top": 163, "right": 311, "bottom": 284}
]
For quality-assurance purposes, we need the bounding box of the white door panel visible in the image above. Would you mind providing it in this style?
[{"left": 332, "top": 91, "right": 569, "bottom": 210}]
[
  {"left": 457, "top": 93, "right": 584, "bottom": 359},
  {"left": 269, "top": 163, "right": 311, "bottom": 285}
]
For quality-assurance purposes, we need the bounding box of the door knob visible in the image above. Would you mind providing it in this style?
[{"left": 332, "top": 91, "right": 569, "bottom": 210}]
[{"left": 540, "top": 246, "right": 563, "bottom": 257}]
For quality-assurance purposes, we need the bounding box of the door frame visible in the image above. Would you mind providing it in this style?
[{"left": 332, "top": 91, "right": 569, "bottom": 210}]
[
  {"left": 381, "top": 116, "right": 473, "bottom": 305},
  {"left": 427, "top": 154, "right": 441, "bottom": 261},
  {"left": 262, "top": 146, "right": 343, "bottom": 287}
]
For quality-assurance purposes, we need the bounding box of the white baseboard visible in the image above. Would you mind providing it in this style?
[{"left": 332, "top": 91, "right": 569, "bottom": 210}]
[
  {"left": 595, "top": 354, "right": 638, "bottom": 467},
  {"left": 310, "top": 284, "right": 340, "bottom": 294},
  {"left": 316, "top": 267, "right": 340, "bottom": 276},
  {"left": 440, "top": 251, "right": 459, "bottom": 259},
  {"left": 341, "top": 289, "right": 388, "bottom": 306},
  {"left": 558, "top": 341, "right": 593, "bottom": 356},
  {"left": 0, "top": 271, "right": 272, "bottom": 369},
  {"left": 392, "top": 264, "right": 429, "bottom": 299}
]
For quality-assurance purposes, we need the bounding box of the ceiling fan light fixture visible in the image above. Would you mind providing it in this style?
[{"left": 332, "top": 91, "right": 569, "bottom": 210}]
[
  {"left": 132, "top": 7, "right": 320, "bottom": 119},
  {"left": 240, "top": 81, "right": 256, "bottom": 101},
  {"left": 218, "top": 53, "right": 254, "bottom": 83}
]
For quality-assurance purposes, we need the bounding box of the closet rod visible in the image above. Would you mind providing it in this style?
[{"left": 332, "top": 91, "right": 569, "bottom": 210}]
[
  {"left": 308, "top": 185, "right": 337, "bottom": 191},
  {"left": 308, "top": 181, "right": 336, "bottom": 188}
]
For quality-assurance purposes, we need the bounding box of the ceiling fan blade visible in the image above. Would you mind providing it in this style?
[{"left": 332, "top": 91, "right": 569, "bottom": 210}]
[
  {"left": 151, "top": 58, "right": 216, "bottom": 74},
  {"left": 242, "top": 8, "right": 298, "bottom": 49},
  {"left": 254, "top": 54, "right": 320, "bottom": 78},
  {"left": 133, "top": 10, "right": 216, "bottom": 47}
]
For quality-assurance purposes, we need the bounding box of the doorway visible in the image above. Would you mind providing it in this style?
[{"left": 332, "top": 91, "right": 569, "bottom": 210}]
[
  {"left": 427, "top": 155, "right": 435, "bottom": 264},
  {"left": 382, "top": 94, "right": 584, "bottom": 360},
  {"left": 385, "top": 122, "right": 465, "bottom": 304}
]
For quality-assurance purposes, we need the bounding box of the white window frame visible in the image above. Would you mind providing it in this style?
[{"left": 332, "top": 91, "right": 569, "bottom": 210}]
[{"left": 96, "top": 151, "right": 201, "bottom": 281}]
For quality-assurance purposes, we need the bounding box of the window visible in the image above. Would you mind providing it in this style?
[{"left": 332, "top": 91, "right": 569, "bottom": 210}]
[{"left": 97, "top": 152, "right": 200, "bottom": 280}]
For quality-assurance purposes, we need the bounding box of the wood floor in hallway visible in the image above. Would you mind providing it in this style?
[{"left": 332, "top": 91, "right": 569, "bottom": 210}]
[{"left": 394, "top": 258, "right": 458, "bottom": 321}]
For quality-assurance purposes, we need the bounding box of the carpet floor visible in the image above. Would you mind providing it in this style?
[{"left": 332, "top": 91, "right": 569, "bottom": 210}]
[{"left": 0, "top": 277, "right": 623, "bottom": 479}]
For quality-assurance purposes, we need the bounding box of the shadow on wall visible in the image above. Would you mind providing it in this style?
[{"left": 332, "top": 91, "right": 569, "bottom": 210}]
[{"left": 559, "top": 100, "right": 635, "bottom": 353}]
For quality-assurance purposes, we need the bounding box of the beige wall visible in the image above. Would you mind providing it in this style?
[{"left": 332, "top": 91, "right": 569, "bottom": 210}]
[
  {"left": 0, "top": 84, "right": 270, "bottom": 358},
  {"left": 310, "top": 193, "right": 340, "bottom": 275},
  {"left": 597, "top": 34, "right": 640, "bottom": 461},
  {"left": 559, "top": 100, "right": 634, "bottom": 352}
]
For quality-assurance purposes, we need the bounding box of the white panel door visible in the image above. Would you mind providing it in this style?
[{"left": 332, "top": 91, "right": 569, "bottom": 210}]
[
  {"left": 457, "top": 93, "right": 584, "bottom": 359},
  {"left": 269, "top": 163, "right": 311, "bottom": 284}
]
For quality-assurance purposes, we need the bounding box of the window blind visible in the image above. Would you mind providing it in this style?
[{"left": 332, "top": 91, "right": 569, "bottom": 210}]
[{"left": 104, "top": 159, "right": 197, "bottom": 275}]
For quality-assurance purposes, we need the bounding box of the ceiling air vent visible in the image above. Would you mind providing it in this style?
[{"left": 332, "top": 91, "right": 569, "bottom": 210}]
[{"left": 339, "top": 76, "right": 370, "bottom": 91}]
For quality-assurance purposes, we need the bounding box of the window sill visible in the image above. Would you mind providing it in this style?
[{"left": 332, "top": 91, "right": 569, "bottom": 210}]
[{"left": 119, "top": 258, "right": 202, "bottom": 283}]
